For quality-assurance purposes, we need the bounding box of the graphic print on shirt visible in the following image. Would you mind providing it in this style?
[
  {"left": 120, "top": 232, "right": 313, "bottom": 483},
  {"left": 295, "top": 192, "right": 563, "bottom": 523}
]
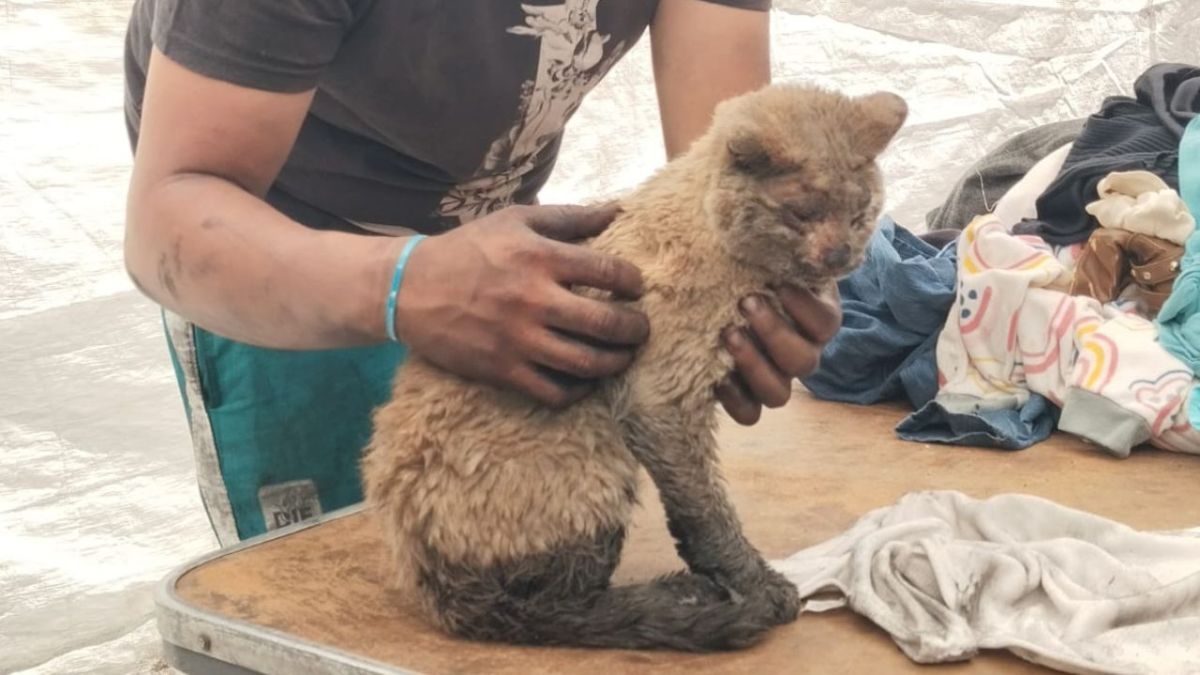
[{"left": 438, "top": 1, "right": 627, "bottom": 224}]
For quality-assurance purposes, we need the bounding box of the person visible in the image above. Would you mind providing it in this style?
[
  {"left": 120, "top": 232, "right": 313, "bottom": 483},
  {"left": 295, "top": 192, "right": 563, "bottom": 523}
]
[{"left": 121, "top": 0, "right": 843, "bottom": 546}]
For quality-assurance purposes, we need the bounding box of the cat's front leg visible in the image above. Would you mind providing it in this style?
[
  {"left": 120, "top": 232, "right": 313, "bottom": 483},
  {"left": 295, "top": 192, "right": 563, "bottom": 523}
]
[{"left": 621, "top": 410, "right": 799, "bottom": 624}]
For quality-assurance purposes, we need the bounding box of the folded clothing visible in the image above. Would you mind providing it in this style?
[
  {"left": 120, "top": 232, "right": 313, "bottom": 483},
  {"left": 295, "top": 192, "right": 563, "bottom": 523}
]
[
  {"left": 896, "top": 391, "right": 1056, "bottom": 451},
  {"left": 775, "top": 490, "right": 1200, "bottom": 675},
  {"left": 933, "top": 215, "right": 1067, "bottom": 408},
  {"left": 1086, "top": 170, "right": 1195, "bottom": 244},
  {"left": 1070, "top": 228, "right": 1184, "bottom": 316},
  {"left": 908, "top": 215, "right": 1193, "bottom": 457},
  {"left": 926, "top": 119, "right": 1083, "bottom": 232},
  {"left": 1055, "top": 310, "right": 1193, "bottom": 455},
  {"left": 1142, "top": 62, "right": 1200, "bottom": 135},
  {"left": 802, "top": 217, "right": 957, "bottom": 409},
  {"left": 1035, "top": 63, "right": 1200, "bottom": 245}
]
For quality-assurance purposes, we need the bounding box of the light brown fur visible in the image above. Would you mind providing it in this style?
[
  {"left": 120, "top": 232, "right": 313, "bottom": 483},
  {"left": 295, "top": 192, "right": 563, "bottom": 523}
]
[{"left": 362, "top": 83, "right": 907, "bottom": 651}]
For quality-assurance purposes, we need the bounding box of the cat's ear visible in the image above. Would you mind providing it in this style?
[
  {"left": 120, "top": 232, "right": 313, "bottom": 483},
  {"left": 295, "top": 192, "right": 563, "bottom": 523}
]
[
  {"left": 727, "top": 130, "right": 774, "bottom": 175},
  {"left": 851, "top": 92, "right": 907, "bottom": 159}
]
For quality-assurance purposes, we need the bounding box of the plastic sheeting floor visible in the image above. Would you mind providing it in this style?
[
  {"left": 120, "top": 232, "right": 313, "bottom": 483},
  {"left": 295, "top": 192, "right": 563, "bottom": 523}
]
[{"left": 0, "top": 1, "right": 1195, "bottom": 674}]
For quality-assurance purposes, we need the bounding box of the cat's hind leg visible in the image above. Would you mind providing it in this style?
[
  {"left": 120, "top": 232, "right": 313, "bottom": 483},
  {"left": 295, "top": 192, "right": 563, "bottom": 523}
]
[{"left": 417, "top": 525, "right": 779, "bottom": 651}]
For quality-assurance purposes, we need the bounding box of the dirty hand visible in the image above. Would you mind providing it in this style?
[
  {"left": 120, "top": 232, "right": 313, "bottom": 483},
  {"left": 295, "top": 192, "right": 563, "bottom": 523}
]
[
  {"left": 393, "top": 203, "right": 650, "bottom": 407},
  {"left": 717, "top": 285, "right": 842, "bottom": 425}
]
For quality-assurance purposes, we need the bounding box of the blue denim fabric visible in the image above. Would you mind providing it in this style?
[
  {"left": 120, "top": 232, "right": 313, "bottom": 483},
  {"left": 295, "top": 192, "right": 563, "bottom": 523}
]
[
  {"left": 896, "top": 394, "right": 1059, "bottom": 452},
  {"left": 802, "top": 217, "right": 957, "bottom": 409}
]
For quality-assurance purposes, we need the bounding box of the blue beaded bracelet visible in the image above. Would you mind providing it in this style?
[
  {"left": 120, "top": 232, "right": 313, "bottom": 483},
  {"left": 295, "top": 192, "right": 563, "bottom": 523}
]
[{"left": 385, "top": 235, "right": 427, "bottom": 343}]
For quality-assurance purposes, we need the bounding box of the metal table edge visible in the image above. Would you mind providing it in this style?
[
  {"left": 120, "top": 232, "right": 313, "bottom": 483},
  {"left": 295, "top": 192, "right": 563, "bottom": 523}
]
[{"left": 155, "top": 505, "right": 423, "bottom": 675}]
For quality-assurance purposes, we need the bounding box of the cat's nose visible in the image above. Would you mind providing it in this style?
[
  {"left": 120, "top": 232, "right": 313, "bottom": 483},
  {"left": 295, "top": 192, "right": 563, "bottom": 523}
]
[{"left": 822, "top": 244, "right": 852, "bottom": 270}]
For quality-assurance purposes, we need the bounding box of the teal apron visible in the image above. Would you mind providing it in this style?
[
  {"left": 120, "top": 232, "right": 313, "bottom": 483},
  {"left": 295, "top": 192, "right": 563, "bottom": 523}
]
[{"left": 165, "top": 315, "right": 406, "bottom": 542}]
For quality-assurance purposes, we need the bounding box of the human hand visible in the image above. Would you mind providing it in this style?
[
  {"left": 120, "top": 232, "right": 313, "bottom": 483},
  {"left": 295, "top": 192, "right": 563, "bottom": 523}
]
[
  {"left": 716, "top": 285, "right": 842, "bottom": 425},
  {"left": 393, "top": 204, "right": 649, "bottom": 407}
]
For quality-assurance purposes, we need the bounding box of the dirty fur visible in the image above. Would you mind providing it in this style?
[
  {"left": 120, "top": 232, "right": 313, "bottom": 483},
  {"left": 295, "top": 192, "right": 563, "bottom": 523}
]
[{"left": 362, "top": 84, "right": 907, "bottom": 651}]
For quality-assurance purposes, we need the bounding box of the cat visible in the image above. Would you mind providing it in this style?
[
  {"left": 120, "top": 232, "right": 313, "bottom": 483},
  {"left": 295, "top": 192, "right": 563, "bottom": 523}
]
[{"left": 362, "top": 83, "right": 906, "bottom": 651}]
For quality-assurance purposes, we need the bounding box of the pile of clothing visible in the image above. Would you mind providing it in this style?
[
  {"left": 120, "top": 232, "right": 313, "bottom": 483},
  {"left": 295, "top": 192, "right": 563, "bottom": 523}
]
[{"left": 805, "top": 63, "right": 1200, "bottom": 457}]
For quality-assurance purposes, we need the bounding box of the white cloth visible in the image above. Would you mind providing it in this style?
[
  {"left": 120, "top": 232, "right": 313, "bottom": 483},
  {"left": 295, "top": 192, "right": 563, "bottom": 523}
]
[
  {"left": 1085, "top": 171, "right": 1196, "bottom": 245},
  {"left": 774, "top": 491, "right": 1200, "bottom": 675},
  {"left": 992, "top": 142, "right": 1074, "bottom": 231}
]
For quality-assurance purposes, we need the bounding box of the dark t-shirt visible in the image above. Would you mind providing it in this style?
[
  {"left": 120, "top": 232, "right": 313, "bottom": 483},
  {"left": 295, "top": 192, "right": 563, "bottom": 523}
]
[{"left": 124, "top": 0, "right": 769, "bottom": 233}]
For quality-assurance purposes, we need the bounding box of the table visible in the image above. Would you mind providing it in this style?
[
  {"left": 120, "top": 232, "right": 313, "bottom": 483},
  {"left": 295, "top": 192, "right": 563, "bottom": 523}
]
[{"left": 157, "top": 394, "right": 1200, "bottom": 674}]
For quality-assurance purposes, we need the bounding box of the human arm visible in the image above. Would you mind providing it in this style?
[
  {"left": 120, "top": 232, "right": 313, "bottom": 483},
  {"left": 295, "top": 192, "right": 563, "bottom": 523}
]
[
  {"left": 124, "top": 49, "right": 397, "bottom": 349},
  {"left": 650, "top": 0, "right": 843, "bottom": 424},
  {"left": 651, "top": 0, "right": 771, "bottom": 159},
  {"left": 125, "top": 48, "right": 647, "bottom": 406}
]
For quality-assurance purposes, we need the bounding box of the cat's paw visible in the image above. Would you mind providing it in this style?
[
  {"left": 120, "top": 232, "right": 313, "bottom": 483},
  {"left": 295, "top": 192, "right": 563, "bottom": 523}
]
[
  {"left": 713, "top": 563, "right": 800, "bottom": 625},
  {"left": 755, "top": 566, "right": 800, "bottom": 625}
]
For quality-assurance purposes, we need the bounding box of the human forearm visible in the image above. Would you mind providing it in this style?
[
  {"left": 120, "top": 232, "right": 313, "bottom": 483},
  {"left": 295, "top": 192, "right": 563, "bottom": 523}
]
[
  {"left": 651, "top": 0, "right": 770, "bottom": 158},
  {"left": 650, "top": 3, "right": 850, "bottom": 425},
  {"left": 125, "top": 172, "right": 401, "bottom": 350}
]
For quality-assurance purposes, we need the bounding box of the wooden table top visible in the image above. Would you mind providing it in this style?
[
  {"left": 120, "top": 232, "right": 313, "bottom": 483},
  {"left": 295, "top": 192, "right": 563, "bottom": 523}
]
[{"left": 171, "top": 393, "right": 1200, "bottom": 674}]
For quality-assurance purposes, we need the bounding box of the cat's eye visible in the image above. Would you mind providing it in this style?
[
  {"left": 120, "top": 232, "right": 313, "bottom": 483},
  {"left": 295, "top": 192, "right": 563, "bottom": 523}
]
[
  {"left": 788, "top": 205, "right": 822, "bottom": 222},
  {"left": 728, "top": 139, "right": 772, "bottom": 174}
]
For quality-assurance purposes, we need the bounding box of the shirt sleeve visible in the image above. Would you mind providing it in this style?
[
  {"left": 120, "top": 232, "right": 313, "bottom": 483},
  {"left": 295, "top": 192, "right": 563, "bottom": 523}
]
[
  {"left": 693, "top": 0, "right": 772, "bottom": 10},
  {"left": 150, "top": 0, "right": 369, "bottom": 93}
]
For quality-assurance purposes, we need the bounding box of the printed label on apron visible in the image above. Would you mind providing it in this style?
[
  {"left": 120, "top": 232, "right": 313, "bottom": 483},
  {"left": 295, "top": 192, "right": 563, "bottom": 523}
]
[{"left": 258, "top": 480, "right": 323, "bottom": 531}]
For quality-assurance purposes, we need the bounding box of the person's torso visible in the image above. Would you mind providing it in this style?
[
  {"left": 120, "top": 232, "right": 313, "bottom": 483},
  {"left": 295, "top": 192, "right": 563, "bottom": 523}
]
[{"left": 129, "top": 1, "right": 657, "bottom": 233}]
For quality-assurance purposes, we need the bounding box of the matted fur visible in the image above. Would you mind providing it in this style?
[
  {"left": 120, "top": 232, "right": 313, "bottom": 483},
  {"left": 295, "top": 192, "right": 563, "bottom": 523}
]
[{"left": 362, "top": 83, "right": 907, "bottom": 651}]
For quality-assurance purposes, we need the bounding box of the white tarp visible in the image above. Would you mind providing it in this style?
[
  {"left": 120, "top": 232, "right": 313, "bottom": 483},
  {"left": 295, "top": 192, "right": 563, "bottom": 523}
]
[
  {"left": 546, "top": 0, "right": 1200, "bottom": 229},
  {"left": 1, "top": 2, "right": 1197, "bottom": 673}
]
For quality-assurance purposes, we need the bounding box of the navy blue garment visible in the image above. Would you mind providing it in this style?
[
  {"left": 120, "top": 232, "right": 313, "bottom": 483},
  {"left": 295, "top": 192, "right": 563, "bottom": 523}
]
[
  {"left": 1034, "top": 63, "right": 1200, "bottom": 245},
  {"left": 896, "top": 394, "right": 1060, "bottom": 452},
  {"left": 802, "top": 217, "right": 957, "bottom": 409}
]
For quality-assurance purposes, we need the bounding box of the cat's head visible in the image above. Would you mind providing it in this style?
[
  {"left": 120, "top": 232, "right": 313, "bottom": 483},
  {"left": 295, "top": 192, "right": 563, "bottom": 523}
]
[{"left": 701, "top": 84, "right": 907, "bottom": 284}]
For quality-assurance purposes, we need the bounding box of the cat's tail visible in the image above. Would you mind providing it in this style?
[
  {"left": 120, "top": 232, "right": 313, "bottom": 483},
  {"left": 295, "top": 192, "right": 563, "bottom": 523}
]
[{"left": 434, "top": 570, "right": 791, "bottom": 652}]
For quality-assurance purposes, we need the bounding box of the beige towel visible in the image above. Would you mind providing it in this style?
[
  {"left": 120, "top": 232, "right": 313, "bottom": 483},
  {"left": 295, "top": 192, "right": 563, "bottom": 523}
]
[{"left": 775, "top": 491, "right": 1200, "bottom": 675}]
